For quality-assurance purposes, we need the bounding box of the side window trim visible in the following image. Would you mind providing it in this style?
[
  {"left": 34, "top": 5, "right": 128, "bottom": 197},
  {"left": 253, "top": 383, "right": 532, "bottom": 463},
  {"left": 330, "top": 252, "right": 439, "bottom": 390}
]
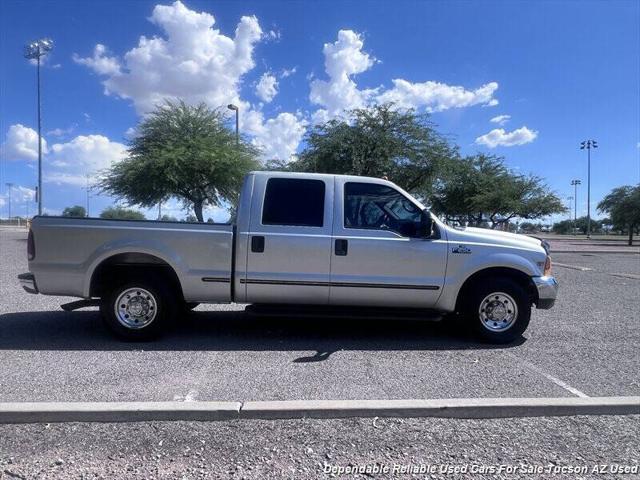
[{"left": 343, "top": 182, "right": 422, "bottom": 238}]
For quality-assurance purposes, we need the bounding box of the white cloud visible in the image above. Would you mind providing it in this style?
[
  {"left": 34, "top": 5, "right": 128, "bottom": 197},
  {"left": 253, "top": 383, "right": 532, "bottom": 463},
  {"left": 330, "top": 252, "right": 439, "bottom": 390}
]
[
  {"left": 281, "top": 67, "right": 297, "bottom": 78},
  {"left": 1, "top": 124, "right": 47, "bottom": 161},
  {"left": 46, "top": 135, "right": 128, "bottom": 185},
  {"left": 47, "top": 125, "right": 77, "bottom": 137},
  {"left": 489, "top": 114, "right": 511, "bottom": 126},
  {"left": 376, "top": 79, "right": 499, "bottom": 112},
  {"left": 265, "top": 29, "right": 280, "bottom": 42},
  {"left": 73, "top": 44, "right": 121, "bottom": 76},
  {"left": 124, "top": 127, "right": 138, "bottom": 140},
  {"left": 243, "top": 111, "right": 307, "bottom": 161},
  {"left": 74, "top": 2, "right": 302, "bottom": 162},
  {"left": 309, "top": 30, "right": 378, "bottom": 121},
  {"left": 74, "top": 1, "right": 262, "bottom": 115},
  {"left": 309, "top": 29, "right": 499, "bottom": 121},
  {"left": 475, "top": 126, "right": 538, "bottom": 148},
  {"left": 1, "top": 185, "right": 35, "bottom": 217},
  {"left": 255, "top": 72, "right": 278, "bottom": 103}
]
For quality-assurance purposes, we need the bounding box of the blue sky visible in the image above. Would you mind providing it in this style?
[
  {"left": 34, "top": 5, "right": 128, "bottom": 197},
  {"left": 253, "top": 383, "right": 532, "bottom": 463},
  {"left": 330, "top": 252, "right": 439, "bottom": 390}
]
[{"left": 1, "top": 0, "right": 638, "bottom": 222}]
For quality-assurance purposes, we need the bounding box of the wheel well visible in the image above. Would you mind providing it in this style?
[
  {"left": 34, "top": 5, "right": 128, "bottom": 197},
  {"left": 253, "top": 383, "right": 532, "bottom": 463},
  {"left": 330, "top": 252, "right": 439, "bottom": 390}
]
[
  {"left": 455, "top": 267, "right": 537, "bottom": 312},
  {"left": 89, "top": 253, "right": 184, "bottom": 301}
]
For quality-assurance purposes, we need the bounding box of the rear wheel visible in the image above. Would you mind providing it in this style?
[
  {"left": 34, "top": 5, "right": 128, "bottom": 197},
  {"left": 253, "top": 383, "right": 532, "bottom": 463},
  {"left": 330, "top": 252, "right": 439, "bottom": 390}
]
[
  {"left": 463, "top": 277, "right": 531, "bottom": 343},
  {"left": 100, "top": 278, "right": 175, "bottom": 340}
]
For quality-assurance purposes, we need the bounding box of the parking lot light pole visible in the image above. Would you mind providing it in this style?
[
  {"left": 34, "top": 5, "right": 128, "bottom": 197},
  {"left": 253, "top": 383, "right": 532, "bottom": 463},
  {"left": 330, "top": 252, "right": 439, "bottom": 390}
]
[
  {"left": 24, "top": 38, "right": 53, "bottom": 216},
  {"left": 579, "top": 140, "right": 597, "bottom": 239},
  {"left": 570, "top": 179, "right": 581, "bottom": 228},
  {"left": 5, "top": 183, "right": 14, "bottom": 221},
  {"left": 227, "top": 104, "right": 239, "bottom": 146}
]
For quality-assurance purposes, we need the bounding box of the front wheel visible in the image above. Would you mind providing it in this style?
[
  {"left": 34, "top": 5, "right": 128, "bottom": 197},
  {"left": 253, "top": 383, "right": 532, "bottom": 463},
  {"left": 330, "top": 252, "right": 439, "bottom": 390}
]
[
  {"left": 463, "top": 278, "right": 531, "bottom": 344},
  {"left": 100, "top": 279, "right": 175, "bottom": 340}
]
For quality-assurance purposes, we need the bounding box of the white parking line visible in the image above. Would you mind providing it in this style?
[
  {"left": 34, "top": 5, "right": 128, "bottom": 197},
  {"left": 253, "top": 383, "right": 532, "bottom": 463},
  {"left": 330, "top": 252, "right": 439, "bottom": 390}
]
[
  {"left": 554, "top": 262, "right": 593, "bottom": 272},
  {"left": 506, "top": 353, "right": 589, "bottom": 398}
]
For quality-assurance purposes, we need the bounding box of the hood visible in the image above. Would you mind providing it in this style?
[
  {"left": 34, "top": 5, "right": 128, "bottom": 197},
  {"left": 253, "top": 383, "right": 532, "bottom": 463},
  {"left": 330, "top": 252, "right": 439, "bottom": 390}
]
[{"left": 448, "top": 226, "right": 545, "bottom": 252}]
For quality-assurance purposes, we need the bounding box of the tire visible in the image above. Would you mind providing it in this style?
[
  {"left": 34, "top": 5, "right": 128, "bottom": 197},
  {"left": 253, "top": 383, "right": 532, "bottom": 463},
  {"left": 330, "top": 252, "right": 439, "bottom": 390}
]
[
  {"left": 462, "top": 277, "right": 531, "bottom": 344},
  {"left": 100, "top": 277, "right": 176, "bottom": 341}
]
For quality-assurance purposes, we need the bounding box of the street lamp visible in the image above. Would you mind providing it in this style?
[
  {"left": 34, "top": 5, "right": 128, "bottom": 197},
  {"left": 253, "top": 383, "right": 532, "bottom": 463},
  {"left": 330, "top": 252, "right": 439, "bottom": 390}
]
[
  {"left": 24, "top": 37, "right": 54, "bottom": 216},
  {"left": 85, "top": 174, "right": 92, "bottom": 217},
  {"left": 227, "top": 104, "right": 239, "bottom": 146},
  {"left": 566, "top": 196, "right": 574, "bottom": 221},
  {"left": 579, "top": 140, "right": 598, "bottom": 239},
  {"left": 5, "top": 183, "right": 14, "bottom": 221},
  {"left": 570, "top": 179, "right": 581, "bottom": 228}
]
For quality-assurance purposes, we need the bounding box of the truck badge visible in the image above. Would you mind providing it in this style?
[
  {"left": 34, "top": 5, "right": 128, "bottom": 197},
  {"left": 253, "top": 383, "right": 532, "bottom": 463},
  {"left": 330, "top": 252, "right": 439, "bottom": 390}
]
[{"left": 452, "top": 245, "right": 471, "bottom": 254}]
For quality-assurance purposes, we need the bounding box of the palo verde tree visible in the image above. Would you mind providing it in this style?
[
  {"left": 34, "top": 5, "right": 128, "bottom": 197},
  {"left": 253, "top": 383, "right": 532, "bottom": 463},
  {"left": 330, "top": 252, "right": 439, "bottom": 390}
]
[
  {"left": 597, "top": 184, "right": 640, "bottom": 245},
  {"left": 100, "top": 101, "right": 260, "bottom": 222},
  {"left": 283, "top": 104, "right": 457, "bottom": 197},
  {"left": 430, "top": 154, "right": 566, "bottom": 228}
]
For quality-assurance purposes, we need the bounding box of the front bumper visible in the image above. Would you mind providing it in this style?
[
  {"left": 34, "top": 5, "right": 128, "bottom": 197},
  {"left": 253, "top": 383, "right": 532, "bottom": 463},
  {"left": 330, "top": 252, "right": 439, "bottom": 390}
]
[
  {"left": 18, "top": 272, "right": 39, "bottom": 294},
  {"left": 532, "top": 275, "right": 558, "bottom": 309}
]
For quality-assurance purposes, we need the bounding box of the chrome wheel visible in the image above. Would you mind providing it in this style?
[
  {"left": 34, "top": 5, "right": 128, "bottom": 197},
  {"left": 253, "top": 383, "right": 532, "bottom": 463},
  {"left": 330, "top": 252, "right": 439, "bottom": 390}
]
[
  {"left": 114, "top": 287, "right": 157, "bottom": 329},
  {"left": 478, "top": 291, "right": 518, "bottom": 332}
]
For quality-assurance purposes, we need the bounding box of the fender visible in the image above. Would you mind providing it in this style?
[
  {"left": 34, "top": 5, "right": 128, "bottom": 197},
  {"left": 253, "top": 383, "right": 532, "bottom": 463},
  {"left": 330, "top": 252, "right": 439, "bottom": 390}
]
[
  {"left": 82, "top": 238, "right": 187, "bottom": 298},
  {"left": 435, "top": 251, "right": 541, "bottom": 312}
]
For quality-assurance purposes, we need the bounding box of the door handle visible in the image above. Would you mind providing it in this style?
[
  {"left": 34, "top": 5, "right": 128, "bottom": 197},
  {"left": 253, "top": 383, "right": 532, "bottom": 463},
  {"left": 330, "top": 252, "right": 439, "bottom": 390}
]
[
  {"left": 251, "top": 236, "right": 265, "bottom": 253},
  {"left": 335, "top": 239, "right": 348, "bottom": 256}
]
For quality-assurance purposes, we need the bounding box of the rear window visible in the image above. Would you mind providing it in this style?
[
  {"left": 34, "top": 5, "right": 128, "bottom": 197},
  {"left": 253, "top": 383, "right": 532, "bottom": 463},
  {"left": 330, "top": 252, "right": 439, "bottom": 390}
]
[{"left": 262, "top": 178, "right": 325, "bottom": 227}]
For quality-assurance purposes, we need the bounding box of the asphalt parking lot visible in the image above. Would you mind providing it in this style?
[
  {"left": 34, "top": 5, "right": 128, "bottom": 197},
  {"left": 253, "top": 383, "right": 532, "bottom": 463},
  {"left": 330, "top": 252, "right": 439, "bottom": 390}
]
[{"left": 1, "top": 228, "right": 638, "bottom": 403}]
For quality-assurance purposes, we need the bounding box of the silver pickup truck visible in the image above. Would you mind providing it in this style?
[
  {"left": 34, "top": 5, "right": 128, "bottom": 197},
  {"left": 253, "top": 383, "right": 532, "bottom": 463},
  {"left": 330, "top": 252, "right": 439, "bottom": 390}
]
[{"left": 19, "top": 171, "right": 558, "bottom": 343}]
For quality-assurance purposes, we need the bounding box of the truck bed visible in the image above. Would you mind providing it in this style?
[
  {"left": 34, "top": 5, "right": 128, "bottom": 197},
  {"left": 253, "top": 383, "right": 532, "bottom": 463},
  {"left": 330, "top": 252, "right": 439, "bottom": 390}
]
[{"left": 28, "top": 216, "right": 234, "bottom": 303}]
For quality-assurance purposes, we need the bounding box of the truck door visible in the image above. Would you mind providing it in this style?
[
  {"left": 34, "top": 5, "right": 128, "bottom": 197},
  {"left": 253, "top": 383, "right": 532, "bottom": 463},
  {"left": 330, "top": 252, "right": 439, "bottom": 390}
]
[
  {"left": 244, "top": 174, "right": 333, "bottom": 304},
  {"left": 329, "top": 178, "right": 447, "bottom": 308}
]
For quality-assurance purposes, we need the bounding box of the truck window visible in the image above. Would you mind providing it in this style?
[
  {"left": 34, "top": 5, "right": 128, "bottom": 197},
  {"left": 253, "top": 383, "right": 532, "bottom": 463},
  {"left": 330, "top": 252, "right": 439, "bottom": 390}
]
[
  {"left": 344, "top": 182, "right": 422, "bottom": 237},
  {"left": 262, "top": 178, "right": 325, "bottom": 227}
]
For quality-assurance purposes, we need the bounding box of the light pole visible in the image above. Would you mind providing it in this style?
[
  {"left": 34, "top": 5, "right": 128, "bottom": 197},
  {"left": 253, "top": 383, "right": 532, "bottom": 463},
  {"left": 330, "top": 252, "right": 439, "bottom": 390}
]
[
  {"left": 85, "top": 174, "right": 91, "bottom": 217},
  {"left": 570, "top": 179, "right": 581, "bottom": 230},
  {"left": 24, "top": 38, "right": 54, "bottom": 216},
  {"left": 5, "top": 183, "right": 14, "bottom": 221},
  {"left": 580, "top": 140, "right": 597, "bottom": 239},
  {"left": 227, "top": 104, "right": 239, "bottom": 146}
]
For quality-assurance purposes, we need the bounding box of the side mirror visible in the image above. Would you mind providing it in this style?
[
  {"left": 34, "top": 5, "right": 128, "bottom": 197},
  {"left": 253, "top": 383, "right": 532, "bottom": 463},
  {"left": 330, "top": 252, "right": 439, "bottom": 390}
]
[{"left": 418, "top": 210, "right": 433, "bottom": 238}]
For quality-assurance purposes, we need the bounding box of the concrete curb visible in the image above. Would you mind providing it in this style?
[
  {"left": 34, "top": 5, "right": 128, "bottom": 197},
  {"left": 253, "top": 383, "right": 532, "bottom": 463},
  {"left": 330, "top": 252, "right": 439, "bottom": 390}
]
[
  {"left": 0, "top": 397, "right": 637, "bottom": 424},
  {"left": 0, "top": 401, "right": 241, "bottom": 424}
]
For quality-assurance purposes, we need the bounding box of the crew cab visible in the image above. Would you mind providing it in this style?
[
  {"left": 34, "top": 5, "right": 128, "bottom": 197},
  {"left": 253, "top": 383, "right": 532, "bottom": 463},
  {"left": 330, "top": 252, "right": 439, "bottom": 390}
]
[{"left": 19, "top": 171, "right": 558, "bottom": 343}]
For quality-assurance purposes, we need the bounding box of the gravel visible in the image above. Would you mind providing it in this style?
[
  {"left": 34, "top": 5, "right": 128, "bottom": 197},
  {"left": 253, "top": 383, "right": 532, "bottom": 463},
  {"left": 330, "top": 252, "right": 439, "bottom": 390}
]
[{"left": 0, "top": 415, "right": 638, "bottom": 479}]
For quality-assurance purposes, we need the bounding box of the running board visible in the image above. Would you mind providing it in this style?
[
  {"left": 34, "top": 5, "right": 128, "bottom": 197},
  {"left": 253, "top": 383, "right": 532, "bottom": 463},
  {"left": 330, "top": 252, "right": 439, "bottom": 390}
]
[
  {"left": 245, "top": 304, "right": 444, "bottom": 322},
  {"left": 60, "top": 299, "right": 101, "bottom": 311}
]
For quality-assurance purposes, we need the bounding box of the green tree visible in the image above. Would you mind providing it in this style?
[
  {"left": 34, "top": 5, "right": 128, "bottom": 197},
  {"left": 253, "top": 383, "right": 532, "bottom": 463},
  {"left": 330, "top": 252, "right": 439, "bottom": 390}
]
[
  {"left": 62, "top": 205, "right": 86, "bottom": 218},
  {"left": 431, "top": 155, "right": 567, "bottom": 228},
  {"left": 159, "top": 214, "right": 178, "bottom": 222},
  {"left": 552, "top": 216, "right": 604, "bottom": 235},
  {"left": 283, "top": 104, "right": 457, "bottom": 196},
  {"left": 99, "top": 101, "right": 260, "bottom": 222},
  {"left": 597, "top": 185, "right": 640, "bottom": 245},
  {"left": 100, "top": 206, "right": 146, "bottom": 220}
]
